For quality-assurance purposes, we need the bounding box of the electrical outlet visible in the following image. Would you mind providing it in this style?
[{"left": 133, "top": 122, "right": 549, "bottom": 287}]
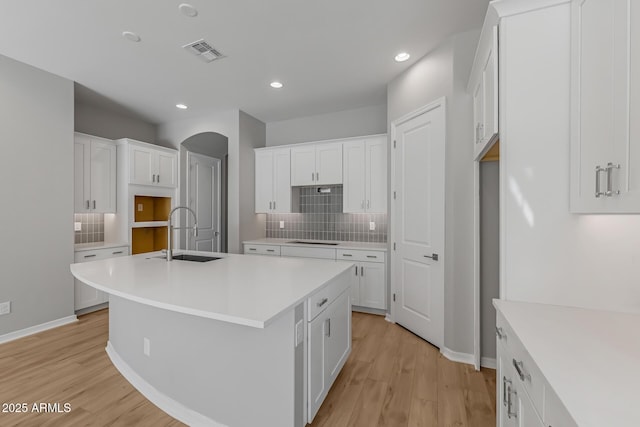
[
  {"left": 74, "top": 222, "right": 82, "bottom": 231},
  {"left": 0, "top": 301, "right": 11, "bottom": 315},
  {"left": 369, "top": 221, "right": 376, "bottom": 231},
  {"left": 280, "top": 221, "right": 285, "bottom": 229},
  {"left": 295, "top": 319, "right": 304, "bottom": 347},
  {"left": 137, "top": 204, "right": 144, "bottom": 212},
  {"left": 143, "top": 337, "right": 151, "bottom": 356}
]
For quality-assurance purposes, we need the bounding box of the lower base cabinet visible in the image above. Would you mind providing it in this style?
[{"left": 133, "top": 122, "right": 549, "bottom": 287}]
[
  {"left": 308, "top": 289, "right": 351, "bottom": 422},
  {"left": 498, "top": 344, "right": 543, "bottom": 427},
  {"left": 74, "top": 245, "right": 128, "bottom": 311},
  {"left": 348, "top": 261, "right": 385, "bottom": 309}
]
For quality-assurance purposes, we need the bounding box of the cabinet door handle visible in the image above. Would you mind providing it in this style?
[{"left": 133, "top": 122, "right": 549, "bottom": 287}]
[
  {"left": 316, "top": 172, "right": 319, "bottom": 181},
  {"left": 495, "top": 326, "right": 505, "bottom": 340},
  {"left": 355, "top": 265, "right": 358, "bottom": 276},
  {"left": 269, "top": 201, "right": 272, "bottom": 210},
  {"left": 424, "top": 253, "right": 439, "bottom": 261},
  {"left": 605, "top": 162, "right": 621, "bottom": 197},
  {"left": 502, "top": 376, "right": 511, "bottom": 407},
  {"left": 157, "top": 174, "right": 160, "bottom": 183},
  {"left": 507, "top": 385, "right": 517, "bottom": 419},
  {"left": 326, "top": 318, "right": 331, "bottom": 337},
  {"left": 595, "top": 165, "right": 606, "bottom": 197},
  {"left": 360, "top": 266, "right": 364, "bottom": 276},
  {"left": 512, "top": 359, "right": 531, "bottom": 382},
  {"left": 367, "top": 200, "right": 370, "bottom": 209},
  {"left": 112, "top": 251, "right": 123, "bottom": 255},
  {"left": 317, "top": 298, "right": 328, "bottom": 307},
  {"left": 93, "top": 200, "right": 96, "bottom": 209},
  {"left": 84, "top": 254, "right": 97, "bottom": 258},
  {"left": 273, "top": 201, "right": 276, "bottom": 210},
  {"left": 311, "top": 172, "right": 314, "bottom": 181},
  {"left": 86, "top": 200, "right": 90, "bottom": 209}
]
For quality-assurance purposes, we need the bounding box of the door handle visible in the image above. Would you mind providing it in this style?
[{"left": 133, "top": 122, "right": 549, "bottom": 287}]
[{"left": 424, "top": 253, "right": 439, "bottom": 261}]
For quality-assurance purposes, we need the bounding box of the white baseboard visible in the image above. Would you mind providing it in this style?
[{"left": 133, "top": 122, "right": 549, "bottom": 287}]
[
  {"left": 105, "top": 342, "right": 225, "bottom": 427},
  {"left": 481, "top": 357, "right": 497, "bottom": 369},
  {"left": 0, "top": 315, "right": 77, "bottom": 345},
  {"left": 441, "top": 347, "right": 475, "bottom": 366},
  {"left": 384, "top": 313, "right": 394, "bottom": 323}
]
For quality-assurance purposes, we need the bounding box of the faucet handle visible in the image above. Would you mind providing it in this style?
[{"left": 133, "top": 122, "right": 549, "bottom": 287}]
[{"left": 193, "top": 224, "right": 198, "bottom": 237}]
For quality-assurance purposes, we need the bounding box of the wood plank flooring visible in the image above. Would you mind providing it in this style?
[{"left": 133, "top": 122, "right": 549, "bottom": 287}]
[{"left": 0, "top": 310, "right": 495, "bottom": 427}]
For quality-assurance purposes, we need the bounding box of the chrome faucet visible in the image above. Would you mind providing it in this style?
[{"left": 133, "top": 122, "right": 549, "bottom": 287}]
[{"left": 167, "top": 206, "right": 198, "bottom": 261}]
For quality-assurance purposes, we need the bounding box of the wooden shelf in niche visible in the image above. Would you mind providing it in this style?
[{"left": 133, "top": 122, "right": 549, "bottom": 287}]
[
  {"left": 134, "top": 196, "right": 171, "bottom": 222},
  {"left": 131, "top": 226, "right": 168, "bottom": 255}
]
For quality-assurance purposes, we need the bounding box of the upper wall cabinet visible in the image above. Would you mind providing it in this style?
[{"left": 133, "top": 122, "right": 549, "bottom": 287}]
[
  {"left": 291, "top": 142, "right": 343, "bottom": 186},
  {"left": 255, "top": 147, "right": 291, "bottom": 213},
  {"left": 469, "top": 25, "right": 499, "bottom": 160},
  {"left": 74, "top": 133, "right": 116, "bottom": 213},
  {"left": 570, "top": 0, "right": 640, "bottom": 213},
  {"left": 119, "top": 139, "right": 178, "bottom": 188},
  {"left": 343, "top": 136, "right": 387, "bottom": 213}
]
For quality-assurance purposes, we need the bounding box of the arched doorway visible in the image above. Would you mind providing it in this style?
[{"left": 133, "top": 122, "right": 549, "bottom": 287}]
[{"left": 180, "top": 132, "right": 229, "bottom": 252}]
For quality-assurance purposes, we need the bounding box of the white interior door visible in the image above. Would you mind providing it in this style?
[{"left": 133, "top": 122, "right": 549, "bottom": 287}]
[
  {"left": 187, "top": 152, "right": 220, "bottom": 252},
  {"left": 392, "top": 101, "right": 445, "bottom": 348}
]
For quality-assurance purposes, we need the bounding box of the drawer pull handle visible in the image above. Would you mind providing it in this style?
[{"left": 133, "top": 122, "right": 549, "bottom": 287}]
[
  {"left": 342, "top": 254, "right": 352, "bottom": 257},
  {"left": 112, "top": 251, "right": 123, "bottom": 255},
  {"left": 266, "top": 249, "right": 275, "bottom": 252},
  {"left": 512, "top": 359, "right": 531, "bottom": 382},
  {"left": 495, "top": 326, "right": 505, "bottom": 340},
  {"left": 249, "top": 248, "right": 257, "bottom": 251},
  {"left": 84, "top": 254, "right": 97, "bottom": 258},
  {"left": 317, "top": 298, "right": 328, "bottom": 307},
  {"left": 366, "top": 255, "right": 377, "bottom": 259}
]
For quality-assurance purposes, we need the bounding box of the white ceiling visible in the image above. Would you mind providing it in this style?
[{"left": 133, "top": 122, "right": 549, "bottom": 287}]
[{"left": 0, "top": 0, "right": 489, "bottom": 125}]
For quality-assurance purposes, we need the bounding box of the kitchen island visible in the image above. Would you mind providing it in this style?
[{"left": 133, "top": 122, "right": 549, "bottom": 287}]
[{"left": 70, "top": 251, "right": 353, "bottom": 427}]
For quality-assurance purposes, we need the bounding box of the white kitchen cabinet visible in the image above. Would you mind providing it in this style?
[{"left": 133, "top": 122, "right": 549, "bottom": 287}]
[
  {"left": 125, "top": 139, "right": 177, "bottom": 188},
  {"left": 338, "top": 249, "right": 386, "bottom": 310},
  {"left": 307, "top": 289, "right": 351, "bottom": 423},
  {"left": 243, "top": 243, "right": 281, "bottom": 256},
  {"left": 74, "top": 245, "right": 128, "bottom": 311},
  {"left": 469, "top": 25, "right": 499, "bottom": 160},
  {"left": 570, "top": 0, "right": 640, "bottom": 213},
  {"left": 74, "top": 133, "right": 116, "bottom": 213},
  {"left": 291, "top": 142, "right": 342, "bottom": 186},
  {"left": 343, "top": 136, "right": 387, "bottom": 213},
  {"left": 254, "top": 147, "right": 291, "bottom": 213}
]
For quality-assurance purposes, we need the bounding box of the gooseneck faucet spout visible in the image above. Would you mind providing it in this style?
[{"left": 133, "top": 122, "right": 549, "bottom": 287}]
[{"left": 167, "top": 206, "right": 198, "bottom": 261}]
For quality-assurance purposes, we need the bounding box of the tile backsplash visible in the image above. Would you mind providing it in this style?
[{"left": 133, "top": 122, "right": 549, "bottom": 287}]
[
  {"left": 74, "top": 213, "right": 104, "bottom": 244},
  {"left": 266, "top": 186, "right": 387, "bottom": 243}
]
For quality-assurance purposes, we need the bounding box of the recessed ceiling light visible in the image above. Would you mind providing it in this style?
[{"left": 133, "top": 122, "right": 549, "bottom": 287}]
[
  {"left": 179, "top": 3, "right": 198, "bottom": 17},
  {"left": 394, "top": 52, "right": 410, "bottom": 62},
  {"left": 176, "top": 104, "right": 188, "bottom": 110},
  {"left": 122, "top": 31, "right": 141, "bottom": 42},
  {"left": 270, "top": 81, "right": 283, "bottom": 89}
]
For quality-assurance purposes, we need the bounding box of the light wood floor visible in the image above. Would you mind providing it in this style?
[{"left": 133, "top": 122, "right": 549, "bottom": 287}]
[{"left": 0, "top": 310, "right": 495, "bottom": 427}]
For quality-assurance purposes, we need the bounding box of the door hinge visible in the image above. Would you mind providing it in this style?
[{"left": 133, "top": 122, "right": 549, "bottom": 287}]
[
  {"left": 393, "top": 140, "right": 396, "bottom": 148},
  {"left": 393, "top": 293, "right": 396, "bottom": 302},
  {"left": 393, "top": 242, "right": 396, "bottom": 250}
]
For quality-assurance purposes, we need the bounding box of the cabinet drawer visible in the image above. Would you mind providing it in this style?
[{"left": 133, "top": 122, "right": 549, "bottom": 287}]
[
  {"left": 74, "top": 246, "right": 129, "bottom": 263},
  {"left": 496, "top": 311, "right": 545, "bottom": 418},
  {"left": 281, "top": 245, "right": 336, "bottom": 260},
  {"left": 337, "top": 249, "right": 385, "bottom": 263},
  {"left": 308, "top": 269, "right": 350, "bottom": 321},
  {"left": 244, "top": 244, "right": 281, "bottom": 256}
]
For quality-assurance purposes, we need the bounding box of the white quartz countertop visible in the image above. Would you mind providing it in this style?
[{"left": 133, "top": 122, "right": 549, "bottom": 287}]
[
  {"left": 243, "top": 238, "right": 387, "bottom": 251},
  {"left": 74, "top": 242, "right": 129, "bottom": 252},
  {"left": 493, "top": 300, "right": 640, "bottom": 427},
  {"left": 71, "top": 251, "right": 353, "bottom": 328}
]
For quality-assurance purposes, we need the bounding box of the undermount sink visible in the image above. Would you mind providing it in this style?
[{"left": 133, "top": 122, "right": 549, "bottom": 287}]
[
  {"left": 171, "top": 254, "right": 222, "bottom": 262},
  {"left": 287, "top": 240, "right": 339, "bottom": 246}
]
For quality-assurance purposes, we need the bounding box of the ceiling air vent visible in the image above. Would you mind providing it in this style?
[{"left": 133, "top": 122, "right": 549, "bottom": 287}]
[{"left": 183, "top": 39, "right": 225, "bottom": 63}]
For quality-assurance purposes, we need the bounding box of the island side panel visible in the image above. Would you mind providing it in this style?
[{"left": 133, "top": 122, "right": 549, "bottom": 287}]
[{"left": 108, "top": 295, "right": 297, "bottom": 427}]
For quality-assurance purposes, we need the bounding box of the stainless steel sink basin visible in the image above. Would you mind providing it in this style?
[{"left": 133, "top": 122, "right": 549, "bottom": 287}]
[
  {"left": 171, "top": 254, "right": 222, "bottom": 262},
  {"left": 287, "top": 240, "right": 339, "bottom": 246}
]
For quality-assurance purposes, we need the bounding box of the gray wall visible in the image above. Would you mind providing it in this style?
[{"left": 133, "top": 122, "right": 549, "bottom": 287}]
[
  {"left": 387, "top": 30, "right": 480, "bottom": 355},
  {"left": 239, "top": 111, "right": 267, "bottom": 244},
  {"left": 0, "top": 54, "right": 75, "bottom": 336},
  {"left": 480, "top": 161, "right": 499, "bottom": 360},
  {"left": 74, "top": 101, "right": 157, "bottom": 143},
  {"left": 266, "top": 104, "right": 387, "bottom": 146},
  {"left": 157, "top": 109, "right": 266, "bottom": 253}
]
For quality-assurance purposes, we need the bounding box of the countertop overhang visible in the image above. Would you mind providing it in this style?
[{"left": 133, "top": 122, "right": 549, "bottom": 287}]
[{"left": 71, "top": 251, "right": 353, "bottom": 328}]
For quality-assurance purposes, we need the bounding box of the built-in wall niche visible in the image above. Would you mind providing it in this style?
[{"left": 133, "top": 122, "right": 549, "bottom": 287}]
[
  {"left": 134, "top": 196, "right": 171, "bottom": 222},
  {"left": 131, "top": 226, "right": 168, "bottom": 255}
]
